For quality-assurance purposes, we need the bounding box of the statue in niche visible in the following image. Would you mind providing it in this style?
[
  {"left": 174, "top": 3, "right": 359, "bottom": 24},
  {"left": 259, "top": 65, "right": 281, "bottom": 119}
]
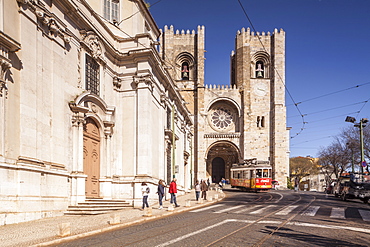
[
  {"left": 256, "top": 62, "right": 264, "bottom": 78},
  {"left": 181, "top": 63, "right": 189, "bottom": 80}
]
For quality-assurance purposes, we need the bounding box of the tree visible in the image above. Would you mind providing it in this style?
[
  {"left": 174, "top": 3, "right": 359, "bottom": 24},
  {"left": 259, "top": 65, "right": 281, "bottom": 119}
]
[
  {"left": 290, "top": 156, "right": 319, "bottom": 185},
  {"left": 317, "top": 138, "right": 350, "bottom": 183}
]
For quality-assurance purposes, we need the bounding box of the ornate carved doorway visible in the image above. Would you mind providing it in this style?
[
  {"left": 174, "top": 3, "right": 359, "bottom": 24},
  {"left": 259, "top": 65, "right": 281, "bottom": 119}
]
[
  {"left": 83, "top": 118, "right": 100, "bottom": 198},
  {"left": 206, "top": 141, "right": 240, "bottom": 183}
]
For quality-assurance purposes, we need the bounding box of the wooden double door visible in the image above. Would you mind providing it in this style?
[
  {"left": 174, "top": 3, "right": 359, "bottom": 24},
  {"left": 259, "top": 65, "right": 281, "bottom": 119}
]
[{"left": 83, "top": 118, "right": 100, "bottom": 198}]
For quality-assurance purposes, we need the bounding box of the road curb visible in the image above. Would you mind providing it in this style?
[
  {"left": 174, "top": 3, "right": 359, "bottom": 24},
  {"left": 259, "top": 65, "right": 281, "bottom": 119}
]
[{"left": 31, "top": 192, "right": 225, "bottom": 247}]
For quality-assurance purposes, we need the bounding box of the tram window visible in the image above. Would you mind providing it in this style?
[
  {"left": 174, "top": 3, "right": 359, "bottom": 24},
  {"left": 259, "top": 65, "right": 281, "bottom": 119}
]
[
  {"left": 263, "top": 169, "right": 269, "bottom": 177},
  {"left": 233, "top": 171, "right": 241, "bottom": 179},
  {"left": 243, "top": 171, "right": 248, "bottom": 179},
  {"left": 256, "top": 169, "right": 262, "bottom": 178}
]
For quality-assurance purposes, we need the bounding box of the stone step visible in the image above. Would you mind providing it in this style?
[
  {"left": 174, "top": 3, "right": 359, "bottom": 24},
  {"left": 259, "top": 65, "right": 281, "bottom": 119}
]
[
  {"left": 64, "top": 199, "right": 132, "bottom": 215},
  {"left": 64, "top": 210, "right": 111, "bottom": 215}
]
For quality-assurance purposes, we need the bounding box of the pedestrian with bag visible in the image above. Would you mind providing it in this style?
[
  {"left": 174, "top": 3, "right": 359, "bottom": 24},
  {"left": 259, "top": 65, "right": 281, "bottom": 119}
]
[
  {"left": 195, "top": 180, "right": 201, "bottom": 201},
  {"left": 169, "top": 178, "right": 180, "bottom": 207},
  {"left": 201, "top": 179, "right": 208, "bottom": 200},
  {"left": 157, "top": 179, "right": 165, "bottom": 209},
  {"left": 141, "top": 182, "right": 150, "bottom": 210}
]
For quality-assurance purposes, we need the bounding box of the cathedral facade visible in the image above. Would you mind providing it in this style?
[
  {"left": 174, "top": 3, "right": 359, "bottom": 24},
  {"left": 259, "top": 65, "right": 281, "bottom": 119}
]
[
  {"left": 0, "top": 0, "right": 289, "bottom": 225},
  {"left": 161, "top": 25, "right": 290, "bottom": 185}
]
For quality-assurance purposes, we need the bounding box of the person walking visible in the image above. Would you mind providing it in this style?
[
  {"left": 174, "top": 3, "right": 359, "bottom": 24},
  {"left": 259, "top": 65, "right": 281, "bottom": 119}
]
[
  {"left": 157, "top": 179, "right": 165, "bottom": 209},
  {"left": 195, "top": 180, "right": 201, "bottom": 201},
  {"left": 169, "top": 178, "right": 180, "bottom": 207},
  {"left": 141, "top": 182, "right": 150, "bottom": 210},
  {"left": 201, "top": 179, "right": 208, "bottom": 200}
]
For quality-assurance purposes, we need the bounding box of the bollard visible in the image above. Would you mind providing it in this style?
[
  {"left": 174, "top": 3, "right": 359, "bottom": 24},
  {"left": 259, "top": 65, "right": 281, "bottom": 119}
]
[
  {"left": 167, "top": 204, "right": 174, "bottom": 211},
  {"left": 185, "top": 200, "right": 191, "bottom": 207},
  {"left": 208, "top": 197, "right": 213, "bottom": 202},
  {"left": 58, "top": 222, "right": 71, "bottom": 237},
  {"left": 198, "top": 198, "right": 203, "bottom": 204},
  {"left": 214, "top": 194, "right": 219, "bottom": 200},
  {"left": 143, "top": 207, "right": 153, "bottom": 217},
  {"left": 109, "top": 214, "right": 120, "bottom": 225}
]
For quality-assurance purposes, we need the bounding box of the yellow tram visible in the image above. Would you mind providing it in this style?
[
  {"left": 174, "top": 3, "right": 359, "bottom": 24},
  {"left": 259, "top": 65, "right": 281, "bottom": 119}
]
[{"left": 230, "top": 161, "right": 272, "bottom": 192}]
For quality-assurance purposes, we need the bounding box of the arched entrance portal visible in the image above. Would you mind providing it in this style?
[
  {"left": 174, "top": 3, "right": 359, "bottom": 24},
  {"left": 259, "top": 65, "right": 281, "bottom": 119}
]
[
  {"left": 212, "top": 157, "right": 225, "bottom": 183},
  {"left": 206, "top": 142, "right": 240, "bottom": 183},
  {"left": 83, "top": 118, "right": 101, "bottom": 198}
]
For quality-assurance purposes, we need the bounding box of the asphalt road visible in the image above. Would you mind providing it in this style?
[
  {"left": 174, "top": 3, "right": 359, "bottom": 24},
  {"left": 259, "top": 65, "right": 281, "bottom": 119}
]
[{"left": 52, "top": 189, "right": 370, "bottom": 247}]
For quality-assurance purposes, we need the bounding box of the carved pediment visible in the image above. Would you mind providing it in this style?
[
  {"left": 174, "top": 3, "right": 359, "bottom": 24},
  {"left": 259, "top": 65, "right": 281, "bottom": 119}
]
[{"left": 80, "top": 31, "right": 105, "bottom": 62}]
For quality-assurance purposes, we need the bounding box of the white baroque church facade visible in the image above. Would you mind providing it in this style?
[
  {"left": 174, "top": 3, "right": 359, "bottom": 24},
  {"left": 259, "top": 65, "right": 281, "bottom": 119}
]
[{"left": 0, "top": 0, "right": 289, "bottom": 225}]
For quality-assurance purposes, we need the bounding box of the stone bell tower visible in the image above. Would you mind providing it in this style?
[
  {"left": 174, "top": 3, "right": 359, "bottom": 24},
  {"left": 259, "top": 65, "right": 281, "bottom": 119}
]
[
  {"left": 231, "top": 27, "right": 289, "bottom": 183},
  {"left": 160, "top": 25, "right": 205, "bottom": 110},
  {"left": 160, "top": 25, "right": 206, "bottom": 182}
]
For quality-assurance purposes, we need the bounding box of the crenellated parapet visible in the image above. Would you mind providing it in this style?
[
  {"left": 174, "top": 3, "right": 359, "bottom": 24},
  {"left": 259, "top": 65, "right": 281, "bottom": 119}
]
[
  {"left": 205, "top": 84, "right": 238, "bottom": 90},
  {"left": 235, "top": 27, "right": 285, "bottom": 50},
  {"left": 236, "top": 27, "right": 285, "bottom": 37},
  {"left": 163, "top": 25, "right": 205, "bottom": 37}
]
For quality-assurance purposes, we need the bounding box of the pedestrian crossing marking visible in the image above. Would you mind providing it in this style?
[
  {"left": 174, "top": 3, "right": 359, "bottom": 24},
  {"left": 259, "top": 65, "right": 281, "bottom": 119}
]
[
  {"left": 233, "top": 205, "right": 261, "bottom": 214},
  {"left": 190, "top": 204, "right": 370, "bottom": 222},
  {"left": 301, "top": 206, "right": 320, "bottom": 216},
  {"left": 358, "top": 210, "right": 370, "bottom": 222},
  {"left": 190, "top": 204, "right": 223, "bottom": 213},
  {"left": 275, "top": 205, "right": 299, "bottom": 215},
  {"left": 214, "top": 205, "right": 245, "bottom": 213},
  {"left": 330, "top": 207, "right": 346, "bottom": 219},
  {"left": 250, "top": 205, "right": 276, "bottom": 214}
]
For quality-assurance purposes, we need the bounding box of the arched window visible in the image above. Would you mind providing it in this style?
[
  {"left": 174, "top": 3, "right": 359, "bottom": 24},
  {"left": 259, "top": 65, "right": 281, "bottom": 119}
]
[
  {"left": 181, "top": 62, "right": 189, "bottom": 80},
  {"left": 255, "top": 61, "right": 264, "bottom": 78}
]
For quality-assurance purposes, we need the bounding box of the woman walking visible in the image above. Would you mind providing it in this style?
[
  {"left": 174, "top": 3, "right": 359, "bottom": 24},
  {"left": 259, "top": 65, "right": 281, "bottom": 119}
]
[
  {"left": 141, "top": 182, "right": 150, "bottom": 210},
  {"left": 157, "top": 179, "right": 165, "bottom": 209},
  {"left": 195, "top": 180, "right": 201, "bottom": 201}
]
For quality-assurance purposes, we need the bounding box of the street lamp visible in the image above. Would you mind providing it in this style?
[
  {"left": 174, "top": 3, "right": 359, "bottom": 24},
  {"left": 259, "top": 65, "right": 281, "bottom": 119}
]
[{"left": 345, "top": 116, "right": 368, "bottom": 180}]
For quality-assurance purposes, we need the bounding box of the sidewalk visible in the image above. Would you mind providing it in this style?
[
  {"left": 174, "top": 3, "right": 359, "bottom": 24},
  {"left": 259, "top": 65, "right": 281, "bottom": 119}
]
[{"left": 0, "top": 188, "right": 224, "bottom": 247}]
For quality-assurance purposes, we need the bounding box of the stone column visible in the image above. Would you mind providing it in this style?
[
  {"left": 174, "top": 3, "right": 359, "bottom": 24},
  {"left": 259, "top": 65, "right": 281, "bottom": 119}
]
[
  {"left": 100, "top": 122, "right": 114, "bottom": 199},
  {"left": 69, "top": 104, "right": 89, "bottom": 205},
  {"left": 133, "top": 74, "right": 153, "bottom": 176}
]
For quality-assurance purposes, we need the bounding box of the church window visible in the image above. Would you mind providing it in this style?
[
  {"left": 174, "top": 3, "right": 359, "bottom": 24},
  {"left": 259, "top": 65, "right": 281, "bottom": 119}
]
[
  {"left": 211, "top": 106, "right": 233, "bottom": 130},
  {"left": 85, "top": 54, "right": 100, "bottom": 96},
  {"left": 261, "top": 116, "right": 265, "bottom": 127},
  {"left": 104, "top": 0, "right": 119, "bottom": 22},
  {"left": 255, "top": 61, "right": 264, "bottom": 78},
  {"left": 181, "top": 62, "right": 189, "bottom": 80}
]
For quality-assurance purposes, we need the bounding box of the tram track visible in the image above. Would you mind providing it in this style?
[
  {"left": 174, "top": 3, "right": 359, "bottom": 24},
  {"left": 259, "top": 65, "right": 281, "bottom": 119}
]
[
  {"left": 101, "top": 191, "right": 291, "bottom": 246},
  {"left": 57, "top": 191, "right": 316, "bottom": 247},
  {"left": 205, "top": 192, "right": 317, "bottom": 247}
]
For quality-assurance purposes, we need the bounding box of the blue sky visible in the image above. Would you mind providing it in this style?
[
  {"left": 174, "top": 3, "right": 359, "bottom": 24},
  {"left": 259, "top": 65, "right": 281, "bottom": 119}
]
[{"left": 147, "top": 0, "right": 370, "bottom": 158}]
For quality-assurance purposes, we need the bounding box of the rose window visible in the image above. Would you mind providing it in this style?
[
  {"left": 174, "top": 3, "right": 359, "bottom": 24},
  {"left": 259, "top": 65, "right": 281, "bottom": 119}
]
[{"left": 211, "top": 107, "right": 233, "bottom": 129}]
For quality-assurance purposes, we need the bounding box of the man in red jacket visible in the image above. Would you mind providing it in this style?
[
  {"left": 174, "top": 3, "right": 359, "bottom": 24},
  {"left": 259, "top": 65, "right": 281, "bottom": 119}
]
[{"left": 169, "top": 178, "right": 180, "bottom": 207}]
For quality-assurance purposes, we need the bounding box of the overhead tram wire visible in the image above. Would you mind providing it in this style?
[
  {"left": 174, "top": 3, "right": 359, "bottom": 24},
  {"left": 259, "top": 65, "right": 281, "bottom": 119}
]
[
  {"left": 287, "top": 101, "right": 367, "bottom": 118},
  {"left": 355, "top": 96, "right": 370, "bottom": 119},
  {"left": 117, "top": 0, "right": 163, "bottom": 25},
  {"left": 286, "top": 81, "right": 370, "bottom": 107},
  {"left": 93, "top": 5, "right": 183, "bottom": 80},
  {"left": 291, "top": 136, "right": 333, "bottom": 146},
  {"left": 236, "top": 0, "right": 306, "bottom": 139},
  {"left": 288, "top": 111, "right": 360, "bottom": 126}
]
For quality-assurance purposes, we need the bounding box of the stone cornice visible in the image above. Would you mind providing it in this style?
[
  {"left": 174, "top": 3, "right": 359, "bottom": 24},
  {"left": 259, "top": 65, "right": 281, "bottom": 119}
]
[
  {"left": 204, "top": 133, "right": 241, "bottom": 139},
  {"left": 0, "top": 31, "right": 21, "bottom": 52}
]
